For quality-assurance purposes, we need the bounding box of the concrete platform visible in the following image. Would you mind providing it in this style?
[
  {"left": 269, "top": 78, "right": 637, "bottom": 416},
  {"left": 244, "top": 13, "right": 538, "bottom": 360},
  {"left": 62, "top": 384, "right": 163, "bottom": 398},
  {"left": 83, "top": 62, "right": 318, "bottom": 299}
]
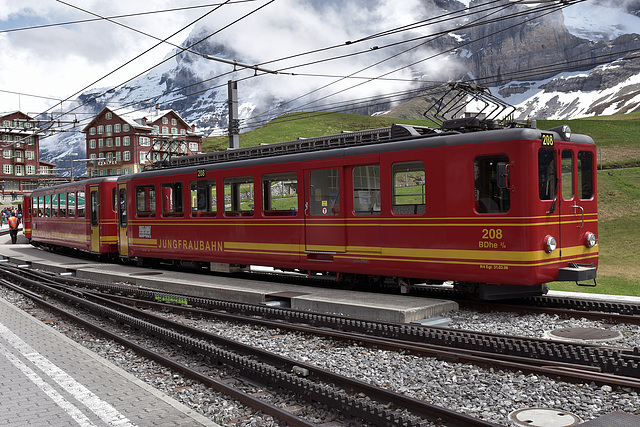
[
  {"left": 0, "top": 296, "right": 217, "bottom": 426},
  {"left": 0, "top": 232, "right": 457, "bottom": 323}
]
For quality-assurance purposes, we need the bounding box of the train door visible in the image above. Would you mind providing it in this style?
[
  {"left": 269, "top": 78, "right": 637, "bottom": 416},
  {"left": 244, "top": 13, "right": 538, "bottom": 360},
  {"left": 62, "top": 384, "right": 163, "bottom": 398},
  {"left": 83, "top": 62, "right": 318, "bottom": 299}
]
[
  {"left": 538, "top": 140, "right": 563, "bottom": 262},
  {"left": 89, "top": 185, "right": 100, "bottom": 252},
  {"left": 304, "top": 167, "right": 346, "bottom": 254},
  {"left": 557, "top": 143, "right": 598, "bottom": 260},
  {"left": 22, "top": 196, "right": 31, "bottom": 239},
  {"left": 117, "top": 183, "right": 128, "bottom": 257}
]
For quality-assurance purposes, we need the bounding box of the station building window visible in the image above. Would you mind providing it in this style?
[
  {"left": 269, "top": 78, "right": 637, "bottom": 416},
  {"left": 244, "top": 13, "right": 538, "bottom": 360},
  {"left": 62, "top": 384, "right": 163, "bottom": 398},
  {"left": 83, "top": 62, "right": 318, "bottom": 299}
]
[
  {"left": 161, "top": 182, "right": 184, "bottom": 217},
  {"left": 262, "top": 172, "right": 298, "bottom": 216},
  {"left": 392, "top": 161, "right": 425, "bottom": 215},
  {"left": 475, "top": 155, "right": 510, "bottom": 213},
  {"left": 190, "top": 179, "right": 216, "bottom": 217},
  {"left": 224, "top": 176, "right": 253, "bottom": 216},
  {"left": 353, "top": 165, "right": 380, "bottom": 215},
  {"left": 136, "top": 185, "right": 156, "bottom": 217}
]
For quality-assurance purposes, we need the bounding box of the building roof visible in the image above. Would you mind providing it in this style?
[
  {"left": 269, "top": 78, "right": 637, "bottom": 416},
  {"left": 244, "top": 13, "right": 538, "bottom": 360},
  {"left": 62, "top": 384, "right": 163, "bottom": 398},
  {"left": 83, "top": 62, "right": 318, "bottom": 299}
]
[{"left": 81, "top": 107, "right": 200, "bottom": 135}]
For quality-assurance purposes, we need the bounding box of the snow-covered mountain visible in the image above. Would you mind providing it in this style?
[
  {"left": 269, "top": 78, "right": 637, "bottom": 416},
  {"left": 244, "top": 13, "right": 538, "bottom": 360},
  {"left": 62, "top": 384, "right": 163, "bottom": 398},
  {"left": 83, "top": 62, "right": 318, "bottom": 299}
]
[{"left": 42, "top": 0, "right": 640, "bottom": 173}]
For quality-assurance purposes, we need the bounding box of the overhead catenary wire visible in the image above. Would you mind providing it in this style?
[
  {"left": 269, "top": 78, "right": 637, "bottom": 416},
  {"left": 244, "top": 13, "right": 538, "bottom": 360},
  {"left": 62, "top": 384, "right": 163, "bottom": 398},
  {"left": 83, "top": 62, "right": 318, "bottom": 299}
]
[
  {"left": 0, "top": 1, "right": 263, "bottom": 35},
  {"left": 240, "top": 0, "right": 587, "bottom": 129},
  {"left": 41, "top": 0, "right": 556, "bottom": 127},
  {"left": 28, "top": 0, "right": 625, "bottom": 143}
]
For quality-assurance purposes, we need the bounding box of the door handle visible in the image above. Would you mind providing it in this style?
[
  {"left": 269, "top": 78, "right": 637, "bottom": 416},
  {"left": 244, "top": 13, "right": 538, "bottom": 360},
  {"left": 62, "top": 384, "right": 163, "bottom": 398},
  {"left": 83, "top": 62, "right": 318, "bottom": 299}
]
[{"left": 573, "top": 201, "right": 584, "bottom": 228}]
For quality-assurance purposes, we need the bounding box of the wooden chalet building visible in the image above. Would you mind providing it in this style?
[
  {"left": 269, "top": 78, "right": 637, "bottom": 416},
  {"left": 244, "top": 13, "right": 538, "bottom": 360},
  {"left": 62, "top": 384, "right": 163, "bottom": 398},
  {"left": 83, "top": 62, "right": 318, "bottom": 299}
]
[
  {"left": 83, "top": 107, "right": 203, "bottom": 177},
  {"left": 0, "top": 111, "right": 56, "bottom": 197}
]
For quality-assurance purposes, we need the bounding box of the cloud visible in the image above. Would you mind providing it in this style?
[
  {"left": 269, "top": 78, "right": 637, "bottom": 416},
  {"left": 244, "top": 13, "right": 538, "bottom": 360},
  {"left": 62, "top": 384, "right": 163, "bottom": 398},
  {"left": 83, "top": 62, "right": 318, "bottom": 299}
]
[
  {"left": 0, "top": 0, "right": 207, "bottom": 113},
  {"left": 182, "top": 0, "right": 446, "bottom": 110}
]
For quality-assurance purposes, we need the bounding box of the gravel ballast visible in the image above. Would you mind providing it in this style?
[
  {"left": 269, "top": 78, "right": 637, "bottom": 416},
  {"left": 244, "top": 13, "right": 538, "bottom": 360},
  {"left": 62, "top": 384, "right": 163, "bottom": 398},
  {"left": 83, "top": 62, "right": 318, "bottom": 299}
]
[{"left": 2, "top": 286, "right": 640, "bottom": 426}]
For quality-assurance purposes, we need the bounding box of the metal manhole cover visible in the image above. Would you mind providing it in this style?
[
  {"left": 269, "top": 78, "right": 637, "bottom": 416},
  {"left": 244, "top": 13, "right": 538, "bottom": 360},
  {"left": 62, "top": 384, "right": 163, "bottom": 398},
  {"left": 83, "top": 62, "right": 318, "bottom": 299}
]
[
  {"left": 546, "top": 327, "right": 622, "bottom": 343},
  {"left": 508, "top": 408, "right": 581, "bottom": 427}
]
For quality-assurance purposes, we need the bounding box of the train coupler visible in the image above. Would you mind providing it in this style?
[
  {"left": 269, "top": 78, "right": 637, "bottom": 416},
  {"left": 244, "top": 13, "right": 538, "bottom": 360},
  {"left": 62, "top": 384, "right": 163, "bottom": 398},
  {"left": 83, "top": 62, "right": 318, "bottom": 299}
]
[{"left": 557, "top": 262, "right": 597, "bottom": 283}]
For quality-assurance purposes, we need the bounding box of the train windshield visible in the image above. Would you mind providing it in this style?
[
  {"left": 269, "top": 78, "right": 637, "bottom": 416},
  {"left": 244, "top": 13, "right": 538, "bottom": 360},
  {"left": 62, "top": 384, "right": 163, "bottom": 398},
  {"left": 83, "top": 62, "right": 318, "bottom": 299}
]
[{"left": 538, "top": 148, "right": 556, "bottom": 201}]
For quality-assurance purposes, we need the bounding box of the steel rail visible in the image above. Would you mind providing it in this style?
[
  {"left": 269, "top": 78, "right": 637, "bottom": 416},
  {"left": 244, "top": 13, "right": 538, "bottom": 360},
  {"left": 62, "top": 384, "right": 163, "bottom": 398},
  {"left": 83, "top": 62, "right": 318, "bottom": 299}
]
[
  {"left": 0, "top": 278, "right": 317, "bottom": 427},
  {"left": 0, "top": 267, "right": 497, "bottom": 427},
  {"left": 5, "top": 263, "right": 640, "bottom": 387}
]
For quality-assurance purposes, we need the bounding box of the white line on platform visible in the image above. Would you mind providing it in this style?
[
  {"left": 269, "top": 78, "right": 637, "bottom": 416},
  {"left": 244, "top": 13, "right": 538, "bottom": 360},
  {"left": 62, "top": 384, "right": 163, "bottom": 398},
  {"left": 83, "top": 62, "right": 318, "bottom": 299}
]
[{"left": 0, "top": 321, "right": 136, "bottom": 427}]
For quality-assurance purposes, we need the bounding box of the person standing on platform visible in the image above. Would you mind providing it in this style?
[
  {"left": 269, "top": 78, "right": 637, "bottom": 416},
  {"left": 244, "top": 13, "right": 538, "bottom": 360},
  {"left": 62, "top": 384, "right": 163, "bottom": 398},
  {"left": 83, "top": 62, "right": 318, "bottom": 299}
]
[{"left": 8, "top": 211, "right": 19, "bottom": 244}]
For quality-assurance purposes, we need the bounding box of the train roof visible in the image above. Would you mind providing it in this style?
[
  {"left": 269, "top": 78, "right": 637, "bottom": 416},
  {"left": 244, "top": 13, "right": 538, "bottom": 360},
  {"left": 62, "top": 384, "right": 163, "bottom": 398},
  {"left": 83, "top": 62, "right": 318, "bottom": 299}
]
[
  {"left": 121, "top": 122, "right": 594, "bottom": 181},
  {"left": 29, "top": 176, "right": 118, "bottom": 195}
]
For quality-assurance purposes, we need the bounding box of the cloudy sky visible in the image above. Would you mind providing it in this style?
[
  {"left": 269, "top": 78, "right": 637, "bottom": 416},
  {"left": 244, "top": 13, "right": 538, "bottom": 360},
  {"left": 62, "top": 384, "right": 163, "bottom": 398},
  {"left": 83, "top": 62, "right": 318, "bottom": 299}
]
[
  {"left": 0, "top": 0, "right": 216, "bottom": 116},
  {"left": 0, "top": 0, "right": 637, "bottom": 119}
]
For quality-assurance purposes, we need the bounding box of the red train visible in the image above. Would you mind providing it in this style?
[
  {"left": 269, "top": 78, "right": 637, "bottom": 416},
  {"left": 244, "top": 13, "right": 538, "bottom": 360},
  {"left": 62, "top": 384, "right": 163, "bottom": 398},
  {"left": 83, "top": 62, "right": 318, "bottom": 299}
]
[
  {"left": 26, "top": 177, "right": 119, "bottom": 256},
  {"left": 23, "top": 119, "right": 598, "bottom": 299}
]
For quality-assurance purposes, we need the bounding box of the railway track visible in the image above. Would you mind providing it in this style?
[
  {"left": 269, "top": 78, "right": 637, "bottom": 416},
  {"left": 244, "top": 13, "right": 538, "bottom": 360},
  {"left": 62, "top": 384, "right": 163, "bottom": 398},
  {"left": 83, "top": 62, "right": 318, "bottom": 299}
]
[
  {"left": 0, "top": 263, "right": 498, "bottom": 427},
  {"left": 3, "top": 263, "right": 640, "bottom": 389}
]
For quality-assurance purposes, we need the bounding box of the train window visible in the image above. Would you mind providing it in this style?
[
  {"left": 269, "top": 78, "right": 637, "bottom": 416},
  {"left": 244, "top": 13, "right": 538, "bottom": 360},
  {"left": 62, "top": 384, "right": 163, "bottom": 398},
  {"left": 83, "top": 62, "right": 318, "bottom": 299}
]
[
  {"left": 37, "top": 196, "right": 43, "bottom": 217},
  {"left": 474, "top": 155, "right": 510, "bottom": 213},
  {"left": 309, "top": 169, "right": 340, "bottom": 216},
  {"left": 59, "top": 193, "right": 67, "bottom": 217},
  {"left": 68, "top": 192, "right": 76, "bottom": 218},
  {"left": 43, "top": 195, "right": 50, "bottom": 217},
  {"left": 562, "top": 150, "right": 574, "bottom": 201},
  {"left": 190, "top": 179, "right": 217, "bottom": 217},
  {"left": 77, "top": 191, "right": 85, "bottom": 217},
  {"left": 90, "top": 190, "right": 99, "bottom": 226},
  {"left": 161, "top": 182, "right": 184, "bottom": 217},
  {"left": 353, "top": 165, "right": 380, "bottom": 215},
  {"left": 262, "top": 172, "right": 298, "bottom": 216},
  {"left": 392, "top": 162, "right": 425, "bottom": 215},
  {"left": 119, "top": 188, "right": 127, "bottom": 227},
  {"left": 538, "top": 148, "right": 556, "bottom": 201},
  {"left": 135, "top": 185, "right": 156, "bottom": 217},
  {"left": 52, "top": 193, "right": 59, "bottom": 217},
  {"left": 578, "top": 151, "right": 594, "bottom": 199},
  {"left": 224, "top": 176, "right": 254, "bottom": 217}
]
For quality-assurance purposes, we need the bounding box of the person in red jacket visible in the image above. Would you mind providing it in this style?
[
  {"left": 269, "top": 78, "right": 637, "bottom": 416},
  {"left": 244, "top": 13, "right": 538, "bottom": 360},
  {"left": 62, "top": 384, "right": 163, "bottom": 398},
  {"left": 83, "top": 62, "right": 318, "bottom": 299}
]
[{"left": 8, "top": 212, "right": 19, "bottom": 244}]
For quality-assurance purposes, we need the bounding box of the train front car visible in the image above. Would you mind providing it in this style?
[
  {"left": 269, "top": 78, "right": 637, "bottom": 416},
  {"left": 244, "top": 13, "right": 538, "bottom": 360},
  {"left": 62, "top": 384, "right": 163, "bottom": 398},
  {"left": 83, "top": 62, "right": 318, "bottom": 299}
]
[
  {"left": 533, "top": 125, "right": 598, "bottom": 292},
  {"left": 452, "top": 124, "right": 598, "bottom": 300}
]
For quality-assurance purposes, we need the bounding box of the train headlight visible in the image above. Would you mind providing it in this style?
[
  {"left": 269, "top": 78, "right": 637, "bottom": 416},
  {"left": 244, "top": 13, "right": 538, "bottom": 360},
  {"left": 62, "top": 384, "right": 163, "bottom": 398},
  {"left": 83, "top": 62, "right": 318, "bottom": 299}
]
[
  {"left": 544, "top": 235, "right": 557, "bottom": 253},
  {"left": 584, "top": 232, "right": 598, "bottom": 248},
  {"left": 546, "top": 124, "right": 572, "bottom": 141}
]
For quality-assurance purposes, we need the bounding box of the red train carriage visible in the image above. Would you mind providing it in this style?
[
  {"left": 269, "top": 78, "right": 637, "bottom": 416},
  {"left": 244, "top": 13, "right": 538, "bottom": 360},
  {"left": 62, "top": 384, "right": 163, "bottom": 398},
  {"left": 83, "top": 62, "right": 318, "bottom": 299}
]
[
  {"left": 27, "top": 177, "right": 119, "bottom": 255},
  {"left": 115, "top": 122, "right": 598, "bottom": 299}
]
